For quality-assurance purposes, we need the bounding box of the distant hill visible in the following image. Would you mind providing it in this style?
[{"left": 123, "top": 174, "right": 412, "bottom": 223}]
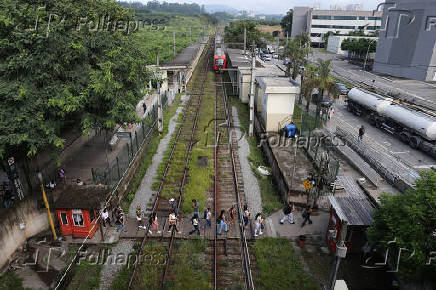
[{"left": 205, "top": 4, "right": 239, "bottom": 14}]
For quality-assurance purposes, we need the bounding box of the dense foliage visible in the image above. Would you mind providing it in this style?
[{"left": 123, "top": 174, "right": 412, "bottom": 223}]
[
  {"left": 368, "top": 170, "right": 436, "bottom": 286},
  {"left": 283, "top": 33, "right": 311, "bottom": 79},
  {"left": 341, "top": 37, "right": 377, "bottom": 60},
  {"left": 0, "top": 0, "right": 150, "bottom": 158},
  {"left": 118, "top": 1, "right": 206, "bottom": 16},
  {"left": 280, "top": 9, "right": 293, "bottom": 36},
  {"left": 224, "top": 20, "right": 262, "bottom": 48}
]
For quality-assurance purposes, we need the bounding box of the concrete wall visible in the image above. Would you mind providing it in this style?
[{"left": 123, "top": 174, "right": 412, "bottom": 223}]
[
  {"left": 291, "top": 7, "right": 311, "bottom": 38},
  {"left": 238, "top": 69, "right": 251, "bottom": 103},
  {"left": 374, "top": 0, "right": 436, "bottom": 81},
  {"left": 0, "top": 199, "right": 49, "bottom": 269},
  {"left": 265, "top": 93, "right": 296, "bottom": 132}
]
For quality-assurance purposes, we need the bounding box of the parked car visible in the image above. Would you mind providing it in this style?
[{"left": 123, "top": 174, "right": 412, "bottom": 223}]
[
  {"left": 335, "top": 82, "right": 349, "bottom": 95},
  {"left": 264, "top": 54, "right": 272, "bottom": 61},
  {"left": 273, "top": 54, "right": 279, "bottom": 59}
]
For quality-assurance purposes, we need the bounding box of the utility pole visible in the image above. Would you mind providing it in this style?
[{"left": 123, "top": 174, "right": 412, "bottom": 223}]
[
  {"left": 243, "top": 26, "right": 247, "bottom": 55},
  {"left": 157, "top": 82, "right": 163, "bottom": 135},
  {"left": 37, "top": 172, "right": 57, "bottom": 240},
  {"left": 249, "top": 41, "right": 256, "bottom": 137},
  {"left": 329, "top": 221, "right": 348, "bottom": 290},
  {"left": 156, "top": 49, "right": 159, "bottom": 67},
  {"left": 173, "top": 27, "right": 176, "bottom": 57},
  {"left": 286, "top": 32, "right": 289, "bottom": 45}
]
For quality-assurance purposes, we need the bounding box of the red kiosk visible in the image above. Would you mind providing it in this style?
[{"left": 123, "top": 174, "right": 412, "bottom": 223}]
[{"left": 54, "top": 185, "right": 110, "bottom": 238}]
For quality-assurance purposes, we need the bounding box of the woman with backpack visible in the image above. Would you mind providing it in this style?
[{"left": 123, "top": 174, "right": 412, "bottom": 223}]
[
  {"left": 167, "top": 210, "right": 180, "bottom": 233},
  {"left": 217, "top": 210, "right": 228, "bottom": 234},
  {"left": 148, "top": 212, "right": 161, "bottom": 234}
]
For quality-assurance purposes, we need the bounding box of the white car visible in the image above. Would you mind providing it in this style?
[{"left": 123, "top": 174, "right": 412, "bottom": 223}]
[
  {"left": 273, "top": 54, "right": 279, "bottom": 59},
  {"left": 264, "top": 54, "right": 272, "bottom": 61}
]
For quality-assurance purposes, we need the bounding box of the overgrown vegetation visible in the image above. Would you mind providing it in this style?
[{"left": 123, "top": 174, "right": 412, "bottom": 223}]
[
  {"left": 132, "top": 241, "right": 167, "bottom": 289},
  {"left": 166, "top": 239, "right": 212, "bottom": 289},
  {"left": 67, "top": 260, "right": 103, "bottom": 290},
  {"left": 253, "top": 238, "right": 319, "bottom": 290},
  {"left": 0, "top": 271, "right": 27, "bottom": 290}
]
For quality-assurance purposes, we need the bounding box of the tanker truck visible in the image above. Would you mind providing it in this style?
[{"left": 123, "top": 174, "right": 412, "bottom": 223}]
[{"left": 346, "top": 88, "right": 436, "bottom": 158}]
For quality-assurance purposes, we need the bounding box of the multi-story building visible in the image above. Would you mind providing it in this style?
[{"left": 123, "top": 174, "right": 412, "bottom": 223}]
[
  {"left": 373, "top": 0, "right": 436, "bottom": 82},
  {"left": 291, "top": 7, "right": 382, "bottom": 46}
]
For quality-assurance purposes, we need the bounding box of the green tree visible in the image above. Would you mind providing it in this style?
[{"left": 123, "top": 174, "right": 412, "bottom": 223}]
[
  {"left": 283, "top": 35, "right": 311, "bottom": 79},
  {"left": 367, "top": 170, "right": 436, "bottom": 286},
  {"left": 224, "top": 20, "right": 262, "bottom": 48},
  {"left": 280, "top": 9, "right": 293, "bottom": 36},
  {"left": 311, "top": 59, "right": 338, "bottom": 123},
  {"left": 299, "top": 64, "right": 318, "bottom": 111},
  {"left": 0, "top": 0, "right": 150, "bottom": 158}
]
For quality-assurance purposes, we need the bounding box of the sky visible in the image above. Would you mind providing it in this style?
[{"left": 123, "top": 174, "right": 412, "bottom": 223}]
[{"left": 134, "top": 0, "right": 383, "bottom": 14}]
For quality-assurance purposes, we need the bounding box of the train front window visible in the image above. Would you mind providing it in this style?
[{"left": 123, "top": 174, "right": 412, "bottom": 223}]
[{"left": 216, "top": 59, "right": 224, "bottom": 66}]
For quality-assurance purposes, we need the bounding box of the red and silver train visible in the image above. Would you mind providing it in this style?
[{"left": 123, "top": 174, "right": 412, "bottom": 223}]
[{"left": 214, "top": 33, "right": 226, "bottom": 72}]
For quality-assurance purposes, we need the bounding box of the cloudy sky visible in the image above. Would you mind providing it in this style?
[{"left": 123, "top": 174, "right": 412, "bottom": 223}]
[{"left": 135, "top": 0, "right": 383, "bottom": 14}]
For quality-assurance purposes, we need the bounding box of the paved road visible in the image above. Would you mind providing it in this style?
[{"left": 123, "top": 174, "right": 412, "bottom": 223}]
[{"left": 310, "top": 49, "right": 436, "bottom": 110}]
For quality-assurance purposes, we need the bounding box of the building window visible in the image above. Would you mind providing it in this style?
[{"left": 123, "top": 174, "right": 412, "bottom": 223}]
[
  {"left": 312, "top": 15, "right": 331, "bottom": 20},
  {"left": 73, "top": 212, "right": 84, "bottom": 227},
  {"left": 312, "top": 25, "right": 331, "bottom": 28},
  {"left": 310, "top": 33, "right": 322, "bottom": 37},
  {"left": 368, "top": 17, "right": 381, "bottom": 20},
  {"left": 331, "top": 25, "right": 356, "bottom": 29},
  {"left": 60, "top": 212, "right": 68, "bottom": 225},
  {"left": 333, "top": 16, "right": 357, "bottom": 20},
  {"left": 367, "top": 26, "right": 381, "bottom": 30},
  {"left": 359, "top": 16, "right": 366, "bottom": 20}
]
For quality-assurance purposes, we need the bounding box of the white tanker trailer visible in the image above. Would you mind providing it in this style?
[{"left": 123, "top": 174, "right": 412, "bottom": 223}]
[{"left": 346, "top": 88, "right": 436, "bottom": 158}]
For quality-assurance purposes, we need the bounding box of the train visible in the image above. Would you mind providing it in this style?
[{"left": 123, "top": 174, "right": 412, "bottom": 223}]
[
  {"left": 214, "top": 33, "right": 226, "bottom": 72},
  {"left": 346, "top": 88, "right": 436, "bottom": 158}
]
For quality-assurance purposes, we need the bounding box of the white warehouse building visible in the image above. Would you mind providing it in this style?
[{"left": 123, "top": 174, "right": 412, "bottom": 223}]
[{"left": 291, "top": 7, "right": 382, "bottom": 46}]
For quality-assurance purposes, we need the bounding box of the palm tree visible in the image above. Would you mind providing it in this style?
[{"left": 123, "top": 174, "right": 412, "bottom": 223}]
[
  {"left": 312, "top": 59, "right": 339, "bottom": 124},
  {"left": 283, "top": 36, "right": 311, "bottom": 79},
  {"left": 300, "top": 64, "right": 318, "bottom": 112}
]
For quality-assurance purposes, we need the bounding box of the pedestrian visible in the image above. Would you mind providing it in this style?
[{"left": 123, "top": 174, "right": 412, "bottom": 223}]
[
  {"left": 228, "top": 205, "right": 236, "bottom": 227},
  {"left": 203, "top": 207, "right": 212, "bottom": 229},
  {"left": 217, "top": 210, "right": 228, "bottom": 234},
  {"left": 167, "top": 210, "right": 181, "bottom": 233},
  {"left": 328, "top": 107, "right": 334, "bottom": 120},
  {"left": 192, "top": 199, "right": 200, "bottom": 219},
  {"left": 254, "top": 213, "right": 264, "bottom": 237},
  {"left": 301, "top": 206, "right": 313, "bottom": 228},
  {"left": 116, "top": 212, "right": 127, "bottom": 232},
  {"left": 58, "top": 168, "right": 66, "bottom": 184},
  {"left": 136, "top": 205, "right": 144, "bottom": 227},
  {"left": 142, "top": 102, "right": 147, "bottom": 114},
  {"left": 169, "top": 198, "right": 178, "bottom": 217},
  {"left": 101, "top": 208, "right": 112, "bottom": 227},
  {"left": 148, "top": 212, "right": 161, "bottom": 234},
  {"left": 243, "top": 204, "right": 251, "bottom": 229},
  {"left": 280, "top": 202, "right": 295, "bottom": 225},
  {"left": 188, "top": 213, "right": 200, "bottom": 236},
  {"left": 358, "top": 125, "right": 365, "bottom": 141}
]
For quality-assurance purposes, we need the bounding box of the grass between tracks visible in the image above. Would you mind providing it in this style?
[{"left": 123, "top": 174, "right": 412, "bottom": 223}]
[
  {"left": 253, "top": 238, "right": 319, "bottom": 290},
  {"left": 165, "top": 238, "right": 212, "bottom": 289},
  {"left": 0, "top": 272, "right": 28, "bottom": 290},
  {"left": 153, "top": 49, "right": 214, "bottom": 214},
  {"left": 229, "top": 95, "right": 282, "bottom": 216},
  {"left": 67, "top": 260, "right": 103, "bottom": 290}
]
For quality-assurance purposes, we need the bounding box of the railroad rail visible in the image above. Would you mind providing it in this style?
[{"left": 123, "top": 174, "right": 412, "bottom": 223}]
[
  {"left": 214, "top": 72, "right": 255, "bottom": 289},
  {"left": 127, "top": 39, "right": 212, "bottom": 289}
]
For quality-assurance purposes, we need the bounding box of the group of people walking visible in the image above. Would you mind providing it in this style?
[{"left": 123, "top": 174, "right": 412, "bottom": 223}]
[{"left": 279, "top": 202, "right": 314, "bottom": 228}]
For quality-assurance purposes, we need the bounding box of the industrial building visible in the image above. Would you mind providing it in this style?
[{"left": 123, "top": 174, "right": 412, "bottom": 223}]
[
  {"left": 373, "top": 0, "right": 436, "bottom": 82},
  {"left": 291, "top": 7, "right": 382, "bottom": 46}
]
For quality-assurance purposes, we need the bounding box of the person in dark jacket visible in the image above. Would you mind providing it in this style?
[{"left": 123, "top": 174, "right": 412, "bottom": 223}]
[
  {"left": 301, "top": 206, "right": 313, "bottom": 228},
  {"left": 358, "top": 125, "right": 365, "bottom": 141}
]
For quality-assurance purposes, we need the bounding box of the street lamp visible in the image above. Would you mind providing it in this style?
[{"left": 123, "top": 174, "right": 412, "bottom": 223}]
[{"left": 38, "top": 172, "right": 57, "bottom": 240}]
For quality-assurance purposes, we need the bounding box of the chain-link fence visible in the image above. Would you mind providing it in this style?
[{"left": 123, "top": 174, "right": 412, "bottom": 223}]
[{"left": 91, "top": 92, "right": 169, "bottom": 187}]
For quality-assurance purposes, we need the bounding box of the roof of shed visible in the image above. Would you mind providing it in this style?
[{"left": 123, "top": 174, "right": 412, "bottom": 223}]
[
  {"left": 54, "top": 185, "right": 110, "bottom": 210},
  {"left": 329, "top": 196, "right": 374, "bottom": 226}
]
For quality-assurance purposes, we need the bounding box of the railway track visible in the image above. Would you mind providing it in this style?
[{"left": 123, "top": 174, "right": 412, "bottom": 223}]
[
  {"left": 127, "top": 36, "right": 255, "bottom": 290},
  {"left": 128, "top": 39, "right": 212, "bottom": 289},
  {"left": 213, "top": 73, "right": 255, "bottom": 289}
]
